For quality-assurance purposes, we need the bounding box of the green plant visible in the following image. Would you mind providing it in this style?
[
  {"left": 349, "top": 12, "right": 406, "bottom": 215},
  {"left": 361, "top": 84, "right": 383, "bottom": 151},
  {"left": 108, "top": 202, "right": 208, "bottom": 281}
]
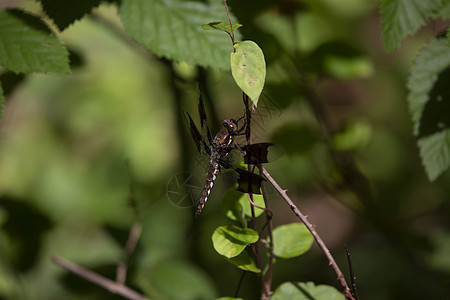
[{"left": 1, "top": 1, "right": 450, "bottom": 300}]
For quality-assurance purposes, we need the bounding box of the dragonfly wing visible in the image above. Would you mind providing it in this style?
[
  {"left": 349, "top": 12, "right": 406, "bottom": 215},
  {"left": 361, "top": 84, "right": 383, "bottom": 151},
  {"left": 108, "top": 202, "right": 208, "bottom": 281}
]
[
  {"left": 235, "top": 168, "right": 265, "bottom": 195},
  {"left": 243, "top": 143, "right": 275, "bottom": 164},
  {"left": 185, "top": 111, "right": 210, "bottom": 155},
  {"left": 197, "top": 83, "right": 213, "bottom": 145}
]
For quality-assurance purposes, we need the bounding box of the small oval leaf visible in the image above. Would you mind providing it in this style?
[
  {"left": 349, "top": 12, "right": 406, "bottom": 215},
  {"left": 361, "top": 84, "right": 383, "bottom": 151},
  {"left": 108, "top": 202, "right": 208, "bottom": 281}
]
[
  {"left": 212, "top": 225, "right": 259, "bottom": 258},
  {"left": 202, "top": 21, "right": 242, "bottom": 40},
  {"left": 272, "top": 223, "right": 314, "bottom": 258},
  {"left": 230, "top": 40, "right": 266, "bottom": 105}
]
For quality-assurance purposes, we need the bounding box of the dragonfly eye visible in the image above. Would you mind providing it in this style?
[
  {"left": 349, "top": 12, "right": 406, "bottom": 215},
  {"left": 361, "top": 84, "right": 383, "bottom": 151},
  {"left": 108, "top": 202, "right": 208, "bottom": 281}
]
[{"left": 223, "top": 119, "right": 238, "bottom": 133}]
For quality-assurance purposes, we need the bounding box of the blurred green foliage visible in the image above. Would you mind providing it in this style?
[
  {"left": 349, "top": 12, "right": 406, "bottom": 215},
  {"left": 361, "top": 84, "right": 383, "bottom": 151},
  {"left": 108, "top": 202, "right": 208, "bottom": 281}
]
[{"left": 0, "top": 0, "right": 450, "bottom": 300}]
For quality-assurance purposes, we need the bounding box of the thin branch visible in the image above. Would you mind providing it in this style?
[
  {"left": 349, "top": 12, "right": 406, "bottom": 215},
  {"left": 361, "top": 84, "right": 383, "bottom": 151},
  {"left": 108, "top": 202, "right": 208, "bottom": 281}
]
[
  {"left": 234, "top": 270, "right": 246, "bottom": 298},
  {"left": 223, "top": 0, "right": 236, "bottom": 51},
  {"left": 116, "top": 221, "right": 143, "bottom": 284},
  {"left": 259, "top": 164, "right": 274, "bottom": 296},
  {"left": 247, "top": 188, "right": 267, "bottom": 299},
  {"left": 246, "top": 195, "right": 268, "bottom": 211},
  {"left": 260, "top": 166, "right": 355, "bottom": 300},
  {"left": 52, "top": 256, "right": 149, "bottom": 300},
  {"left": 345, "top": 244, "right": 359, "bottom": 300}
]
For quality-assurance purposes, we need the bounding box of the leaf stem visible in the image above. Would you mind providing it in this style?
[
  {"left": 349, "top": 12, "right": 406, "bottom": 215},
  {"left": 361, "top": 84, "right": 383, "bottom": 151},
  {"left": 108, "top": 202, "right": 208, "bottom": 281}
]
[{"left": 224, "top": 0, "right": 236, "bottom": 51}]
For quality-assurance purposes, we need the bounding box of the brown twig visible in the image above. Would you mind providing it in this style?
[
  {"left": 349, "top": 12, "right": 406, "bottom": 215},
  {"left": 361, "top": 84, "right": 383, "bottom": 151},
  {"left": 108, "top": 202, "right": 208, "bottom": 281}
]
[
  {"left": 116, "top": 221, "right": 143, "bottom": 284},
  {"left": 52, "top": 256, "right": 149, "bottom": 300},
  {"left": 260, "top": 166, "right": 355, "bottom": 300},
  {"left": 224, "top": 0, "right": 236, "bottom": 51},
  {"left": 259, "top": 164, "right": 274, "bottom": 295}
]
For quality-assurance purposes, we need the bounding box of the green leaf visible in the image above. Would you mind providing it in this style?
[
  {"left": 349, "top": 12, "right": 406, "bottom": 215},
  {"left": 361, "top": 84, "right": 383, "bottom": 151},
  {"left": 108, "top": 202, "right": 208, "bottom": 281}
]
[
  {"left": 407, "top": 38, "right": 450, "bottom": 180},
  {"left": 272, "top": 223, "right": 314, "bottom": 258},
  {"left": 230, "top": 40, "right": 266, "bottom": 105},
  {"left": 212, "top": 225, "right": 259, "bottom": 258},
  {"left": 379, "top": 0, "right": 443, "bottom": 53},
  {"left": 41, "top": 0, "right": 101, "bottom": 31},
  {"left": 222, "top": 188, "right": 265, "bottom": 222},
  {"left": 216, "top": 298, "right": 244, "bottom": 300},
  {"left": 417, "top": 132, "right": 450, "bottom": 181},
  {"left": 225, "top": 250, "right": 261, "bottom": 273},
  {"left": 0, "top": 9, "right": 70, "bottom": 74},
  {"left": 202, "top": 21, "right": 242, "bottom": 40},
  {"left": 272, "top": 282, "right": 345, "bottom": 300},
  {"left": 119, "top": 0, "right": 241, "bottom": 70}
]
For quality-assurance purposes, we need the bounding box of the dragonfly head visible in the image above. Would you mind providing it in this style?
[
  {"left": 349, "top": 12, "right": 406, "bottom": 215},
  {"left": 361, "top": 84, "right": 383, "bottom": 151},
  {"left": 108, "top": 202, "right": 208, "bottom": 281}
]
[{"left": 223, "top": 119, "right": 238, "bottom": 134}]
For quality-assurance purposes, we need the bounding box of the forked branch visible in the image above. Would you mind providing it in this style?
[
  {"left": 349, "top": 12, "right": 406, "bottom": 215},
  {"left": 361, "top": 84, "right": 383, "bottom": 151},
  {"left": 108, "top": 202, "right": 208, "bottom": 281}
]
[{"left": 52, "top": 256, "right": 149, "bottom": 300}]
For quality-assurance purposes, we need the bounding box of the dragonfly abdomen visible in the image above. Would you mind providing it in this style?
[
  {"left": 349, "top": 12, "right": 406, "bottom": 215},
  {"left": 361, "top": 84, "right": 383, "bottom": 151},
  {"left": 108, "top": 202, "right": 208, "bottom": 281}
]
[{"left": 195, "top": 158, "right": 220, "bottom": 217}]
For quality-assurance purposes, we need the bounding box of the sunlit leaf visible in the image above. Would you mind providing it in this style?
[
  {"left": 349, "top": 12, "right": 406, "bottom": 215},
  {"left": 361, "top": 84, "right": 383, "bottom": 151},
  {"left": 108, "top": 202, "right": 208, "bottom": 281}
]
[
  {"left": 230, "top": 40, "right": 266, "bottom": 105},
  {"left": 272, "top": 223, "right": 313, "bottom": 258},
  {"left": 225, "top": 250, "right": 261, "bottom": 273},
  {"left": 119, "top": 0, "right": 240, "bottom": 70},
  {"left": 0, "top": 9, "right": 70, "bottom": 74},
  {"left": 379, "top": 0, "right": 443, "bottom": 53},
  {"left": 216, "top": 297, "right": 244, "bottom": 300},
  {"left": 272, "top": 282, "right": 345, "bottom": 300},
  {"left": 222, "top": 188, "right": 265, "bottom": 222},
  {"left": 212, "top": 225, "right": 259, "bottom": 258},
  {"left": 41, "top": 0, "right": 101, "bottom": 31},
  {"left": 407, "top": 38, "right": 450, "bottom": 180}
]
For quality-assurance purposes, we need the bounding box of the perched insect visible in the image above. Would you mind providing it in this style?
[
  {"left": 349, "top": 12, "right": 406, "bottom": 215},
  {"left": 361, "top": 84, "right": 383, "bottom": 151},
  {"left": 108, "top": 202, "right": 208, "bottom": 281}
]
[{"left": 185, "top": 86, "right": 272, "bottom": 217}]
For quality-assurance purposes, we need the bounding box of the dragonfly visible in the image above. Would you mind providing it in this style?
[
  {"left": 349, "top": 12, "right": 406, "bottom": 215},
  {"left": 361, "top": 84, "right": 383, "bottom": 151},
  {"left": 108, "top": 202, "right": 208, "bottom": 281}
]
[{"left": 185, "top": 86, "right": 273, "bottom": 217}]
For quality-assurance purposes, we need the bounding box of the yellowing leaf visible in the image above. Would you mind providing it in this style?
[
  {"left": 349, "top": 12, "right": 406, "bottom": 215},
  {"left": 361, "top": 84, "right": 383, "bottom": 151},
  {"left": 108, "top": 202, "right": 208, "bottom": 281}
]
[{"left": 230, "top": 41, "right": 266, "bottom": 105}]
